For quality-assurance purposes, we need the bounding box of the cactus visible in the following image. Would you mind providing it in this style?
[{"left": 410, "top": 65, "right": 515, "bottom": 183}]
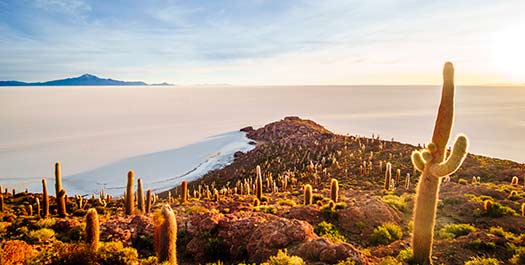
[
  {"left": 35, "top": 198, "right": 40, "bottom": 218},
  {"left": 255, "top": 165, "right": 263, "bottom": 201},
  {"left": 155, "top": 204, "right": 178, "bottom": 264},
  {"left": 521, "top": 202, "right": 525, "bottom": 217},
  {"left": 27, "top": 205, "right": 33, "bottom": 216},
  {"left": 396, "top": 169, "right": 401, "bottom": 183},
  {"left": 384, "top": 162, "right": 392, "bottom": 190},
  {"left": 42, "top": 179, "right": 49, "bottom": 218},
  {"left": 330, "top": 178, "right": 339, "bottom": 203},
  {"left": 410, "top": 62, "right": 469, "bottom": 264},
  {"left": 253, "top": 197, "right": 261, "bottom": 207},
  {"left": 146, "top": 189, "right": 152, "bottom": 214},
  {"left": 137, "top": 179, "right": 145, "bottom": 213},
  {"left": 125, "top": 170, "right": 135, "bottom": 215},
  {"left": 85, "top": 208, "right": 99, "bottom": 251},
  {"left": 511, "top": 176, "right": 519, "bottom": 185},
  {"left": 55, "top": 162, "right": 67, "bottom": 217},
  {"left": 181, "top": 180, "right": 188, "bottom": 203},
  {"left": 483, "top": 199, "right": 493, "bottom": 212},
  {"left": 405, "top": 174, "right": 411, "bottom": 189},
  {"left": 304, "top": 184, "right": 313, "bottom": 205},
  {"left": 0, "top": 195, "right": 3, "bottom": 212}
]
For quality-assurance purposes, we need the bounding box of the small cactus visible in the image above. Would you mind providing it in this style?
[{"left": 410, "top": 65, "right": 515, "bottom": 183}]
[
  {"left": 405, "top": 174, "right": 411, "bottom": 189},
  {"left": 125, "top": 170, "right": 135, "bottom": 215},
  {"left": 410, "top": 62, "right": 469, "bottom": 265},
  {"left": 253, "top": 198, "right": 260, "bottom": 207},
  {"left": 330, "top": 178, "right": 339, "bottom": 203},
  {"left": 255, "top": 166, "right": 263, "bottom": 201},
  {"left": 396, "top": 169, "right": 401, "bottom": 183},
  {"left": 483, "top": 199, "right": 493, "bottom": 212},
  {"left": 137, "top": 178, "right": 145, "bottom": 213},
  {"left": 155, "top": 204, "right": 178, "bottom": 264},
  {"left": 35, "top": 198, "right": 40, "bottom": 218},
  {"left": 181, "top": 180, "right": 188, "bottom": 203},
  {"left": 42, "top": 179, "right": 49, "bottom": 218},
  {"left": 511, "top": 176, "right": 519, "bottom": 185},
  {"left": 0, "top": 195, "right": 3, "bottom": 212},
  {"left": 384, "top": 162, "right": 392, "bottom": 190},
  {"left": 55, "top": 162, "right": 67, "bottom": 217},
  {"left": 304, "top": 184, "right": 313, "bottom": 205},
  {"left": 85, "top": 208, "right": 100, "bottom": 252},
  {"left": 521, "top": 203, "right": 525, "bottom": 217}
]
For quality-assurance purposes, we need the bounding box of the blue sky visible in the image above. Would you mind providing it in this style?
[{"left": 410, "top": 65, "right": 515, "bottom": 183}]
[{"left": 0, "top": 0, "right": 524, "bottom": 85}]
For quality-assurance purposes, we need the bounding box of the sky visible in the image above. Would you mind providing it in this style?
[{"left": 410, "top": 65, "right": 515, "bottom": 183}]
[{"left": 0, "top": 0, "right": 524, "bottom": 85}]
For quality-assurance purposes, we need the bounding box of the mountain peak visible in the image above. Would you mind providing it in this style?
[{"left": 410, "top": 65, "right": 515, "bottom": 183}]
[{"left": 79, "top": 74, "right": 97, "bottom": 79}]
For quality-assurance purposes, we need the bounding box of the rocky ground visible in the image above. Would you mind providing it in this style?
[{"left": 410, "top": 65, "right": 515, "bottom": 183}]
[{"left": 1, "top": 116, "right": 524, "bottom": 265}]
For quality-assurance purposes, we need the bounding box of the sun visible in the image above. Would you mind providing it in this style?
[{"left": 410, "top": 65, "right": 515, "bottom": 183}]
[{"left": 491, "top": 23, "right": 525, "bottom": 82}]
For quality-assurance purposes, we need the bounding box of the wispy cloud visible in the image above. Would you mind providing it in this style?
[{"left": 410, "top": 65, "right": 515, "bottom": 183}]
[{"left": 0, "top": 0, "right": 523, "bottom": 84}]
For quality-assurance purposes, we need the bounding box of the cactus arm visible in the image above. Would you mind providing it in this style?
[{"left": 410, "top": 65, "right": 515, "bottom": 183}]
[
  {"left": 430, "top": 134, "right": 469, "bottom": 176},
  {"left": 411, "top": 151, "right": 425, "bottom": 172},
  {"left": 421, "top": 150, "right": 433, "bottom": 162},
  {"left": 431, "top": 62, "right": 455, "bottom": 162}
]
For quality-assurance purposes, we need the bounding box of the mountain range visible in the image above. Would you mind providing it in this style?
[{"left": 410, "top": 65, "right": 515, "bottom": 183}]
[{"left": 0, "top": 74, "right": 172, "bottom": 86}]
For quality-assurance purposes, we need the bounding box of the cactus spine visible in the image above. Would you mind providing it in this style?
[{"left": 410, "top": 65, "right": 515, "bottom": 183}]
[
  {"left": 55, "top": 162, "right": 67, "bottom": 217},
  {"left": 384, "top": 162, "right": 392, "bottom": 190},
  {"left": 85, "top": 208, "right": 100, "bottom": 251},
  {"left": 304, "top": 184, "right": 313, "bottom": 205},
  {"left": 181, "top": 180, "right": 188, "bottom": 203},
  {"left": 255, "top": 165, "right": 263, "bottom": 201},
  {"left": 125, "top": 170, "right": 135, "bottom": 215},
  {"left": 42, "top": 179, "right": 49, "bottom": 218},
  {"left": 137, "top": 179, "right": 145, "bottom": 213},
  {"left": 410, "top": 62, "right": 469, "bottom": 264},
  {"left": 155, "top": 204, "right": 177, "bottom": 264},
  {"left": 330, "top": 178, "right": 339, "bottom": 203}
]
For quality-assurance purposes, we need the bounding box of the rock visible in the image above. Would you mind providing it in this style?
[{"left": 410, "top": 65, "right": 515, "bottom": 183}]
[
  {"left": 240, "top": 126, "right": 254, "bottom": 133},
  {"left": 294, "top": 237, "right": 368, "bottom": 264},
  {"left": 234, "top": 151, "right": 245, "bottom": 159}
]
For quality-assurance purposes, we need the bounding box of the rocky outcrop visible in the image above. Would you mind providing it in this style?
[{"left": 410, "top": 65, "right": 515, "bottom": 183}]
[
  {"left": 247, "top": 116, "right": 333, "bottom": 144},
  {"left": 181, "top": 211, "right": 368, "bottom": 264}
]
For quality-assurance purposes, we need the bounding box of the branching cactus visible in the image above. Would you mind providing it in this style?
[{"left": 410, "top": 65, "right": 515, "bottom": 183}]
[
  {"left": 330, "top": 178, "right": 339, "bottom": 203},
  {"left": 137, "top": 178, "right": 145, "bottom": 213},
  {"left": 155, "top": 204, "right": 178, "bottom": 264},
  {"left": 125, "top": 170, "right": 135, "bottom": 215},
  {"left": 410, "top": 62, "right": 469, "bottom": 264},
  {"left": 255, "top": 165, "right": 263, "bottom": 201},
  {"left": 42, "top": 179, "right": 49, "bottom": 218},
  {"left": 85, "top": 208, "right": 99, "bottom": 252},
  {"left": 55, "top": 162, "right": 67, "bottom": 218}
]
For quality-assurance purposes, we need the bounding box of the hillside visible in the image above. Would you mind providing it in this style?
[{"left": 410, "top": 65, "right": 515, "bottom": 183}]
[
  {"left": 0, "top": 74, "right": 151, "bottom": 86},
  {"left": 0, "top": 117, "right": 524, "bottom": 264}
]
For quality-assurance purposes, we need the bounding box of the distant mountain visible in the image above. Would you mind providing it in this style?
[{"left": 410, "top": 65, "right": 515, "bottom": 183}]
[{"left": 0, "top": 74, "right": 165, "bottom": 86}]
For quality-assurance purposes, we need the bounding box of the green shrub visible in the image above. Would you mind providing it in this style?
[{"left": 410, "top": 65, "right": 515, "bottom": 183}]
[
  {"left": 396, "top": 248, "right": 413, "bottom": 262},
  {"left": 483, "top": 201, "right": 517, "bottom": 217},
  {"left": 438, "top": 223, "right": 476, "bottom": 239},
  {"left": 254, "top": 205, "right": 277, "bottom": 214},
  {"left": 378, "top": 256, "right": 401, "bottom": 265},
  {"left": 277, "top": 199, "right": 295, "bottom": 206},
  {"left": 488, "top": 226, "right": 516, "bottom": 240},
  {"left": 97, "top": 241, "right": 139, "bottom": 265},
  {"left": 381, "top": 195, "right": 407, "bottom": 212},
  {"left": 28, "top": 228, "right": 55, "bottom": 243},
  {"left": 370, "top": 223, "right": 403, "bottom": 245},
  {"left": 464, "top": 257, "right": 501, "bottom": 265},
  {"left": 510, "top": 247, "right": 525, "bottom": 264},
  {"left": 34, "top": 218, "right": 56, "bottom": 229},
  {"left": 336, "top": 258, "right": 356, "bottom": 265},
  {"left": 262, "top": 249, "right": 305, "bottom": 265},
  {"left": 469, "top": 238, "right": 496, "bottom": 250},
  {"left": 314, "top": 221, "right": 346, "bottom": 243}
]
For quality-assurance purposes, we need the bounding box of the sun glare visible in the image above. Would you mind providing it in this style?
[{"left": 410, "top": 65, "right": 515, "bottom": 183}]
[{"left": 492, "top": 23, "right": 525, "bottom": 82}]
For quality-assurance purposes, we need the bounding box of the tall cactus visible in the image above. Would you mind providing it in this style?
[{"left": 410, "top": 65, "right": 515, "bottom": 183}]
[
  {"left": 181, "top": 180, "right": 188, "bottom": 203},
  {"left": 410, "top": 62, "right": 469, "bottom": 264},
  {"left": 155, "top": 204, "right": 178, "bottom": 264},
  {"left": 137, "top": 178, "right": 145, "bottom": 213},
  {"left": 0, "top": 195, "right": 3, "bottom": 212},
  {"left": 55, "top": 162, "right": 67, "bottom": 217},
  {"left": 42, "top": 179, "right": 49, "bottom": 218},
  {"left": 85, "top": 208, "right": 100, "bottom": 252},
  {"left": 146, "top": 189, "right": 152, "bottom": 214},
  {"left": 125, "top": 170, "right": 135, "bottom": 215},
  {"left": 384, "top": 162, "right": 392, "bottom": 190},
  {"left": 255, "top": 165, "right": 263, "bottom": 201},
  {"left": 330, "top": 178, "right": 339, "bottom": 203}
]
